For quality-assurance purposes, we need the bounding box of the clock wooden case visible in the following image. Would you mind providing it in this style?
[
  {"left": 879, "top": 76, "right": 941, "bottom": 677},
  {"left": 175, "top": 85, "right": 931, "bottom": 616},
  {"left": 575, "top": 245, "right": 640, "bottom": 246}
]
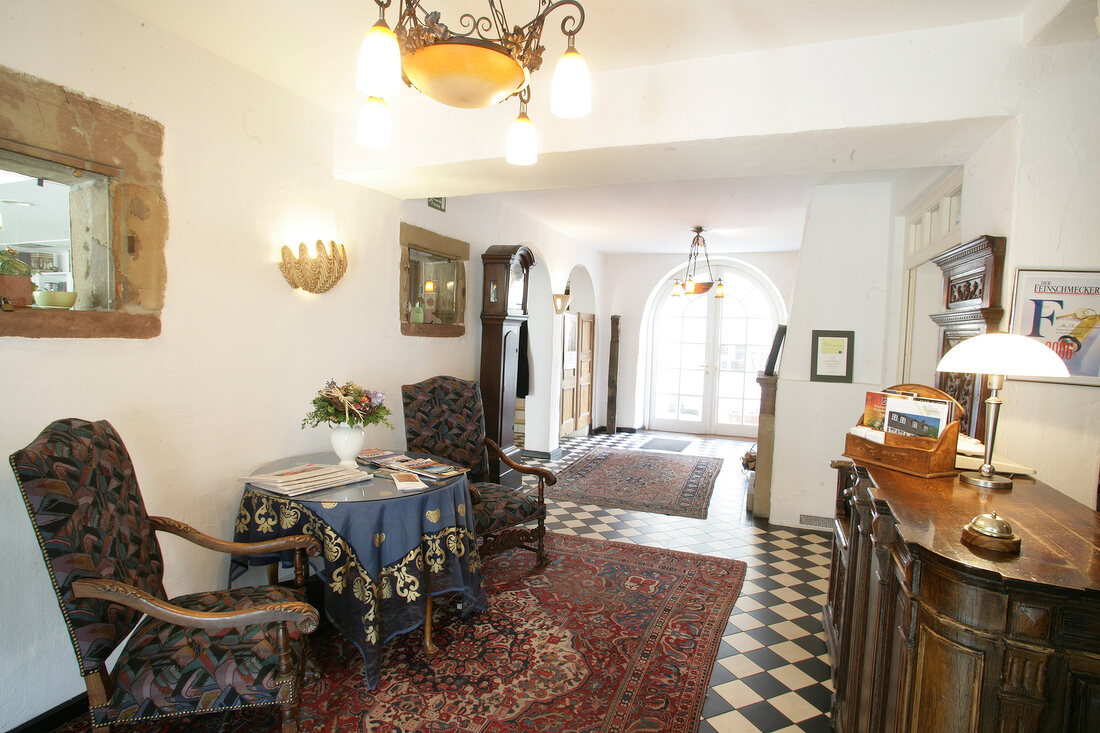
[{"left": 480, "top": 244, "right": 534, "bottom": 485}]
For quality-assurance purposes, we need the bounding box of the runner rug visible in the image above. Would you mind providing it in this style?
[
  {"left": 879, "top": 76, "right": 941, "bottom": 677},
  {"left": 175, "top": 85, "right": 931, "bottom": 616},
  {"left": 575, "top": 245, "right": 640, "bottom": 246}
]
[
  {"left": 48, "top": 534, "right": 745, "bottom": 733},
  {"left": 552, "top": 447, "right": 723, "bottom": 519}
]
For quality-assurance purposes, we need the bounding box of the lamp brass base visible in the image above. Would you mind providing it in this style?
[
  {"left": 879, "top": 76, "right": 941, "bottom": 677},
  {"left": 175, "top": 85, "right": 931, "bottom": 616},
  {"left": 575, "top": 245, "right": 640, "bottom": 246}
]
[{"left": 960, "top": 470, "right": 1013, "bottom": 489}]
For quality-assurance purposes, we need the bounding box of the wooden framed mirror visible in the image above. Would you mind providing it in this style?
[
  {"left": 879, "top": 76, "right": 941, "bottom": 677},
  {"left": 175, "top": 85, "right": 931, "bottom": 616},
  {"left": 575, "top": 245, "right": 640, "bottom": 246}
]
[{"left": 399, "top": 222, "right": 468, "bottom": 338}]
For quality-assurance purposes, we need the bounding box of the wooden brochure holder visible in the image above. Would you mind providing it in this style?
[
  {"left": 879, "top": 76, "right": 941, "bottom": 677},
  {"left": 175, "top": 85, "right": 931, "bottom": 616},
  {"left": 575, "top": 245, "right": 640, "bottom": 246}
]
[{"left": 843, "top": 383, "right": 963, "bottom": 479}]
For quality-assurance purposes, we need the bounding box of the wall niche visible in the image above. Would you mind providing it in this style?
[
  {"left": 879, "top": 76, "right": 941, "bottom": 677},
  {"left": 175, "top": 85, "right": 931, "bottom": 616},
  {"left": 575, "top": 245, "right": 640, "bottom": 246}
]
[{"left": 0, "top": 64, "right": 167, "bottom": 338}]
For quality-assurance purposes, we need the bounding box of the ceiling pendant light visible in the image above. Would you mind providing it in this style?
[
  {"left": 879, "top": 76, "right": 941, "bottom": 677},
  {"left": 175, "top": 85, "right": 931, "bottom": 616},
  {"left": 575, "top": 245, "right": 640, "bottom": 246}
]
[
  {"left": 360, "top": 0, "right": 588, "bottom": 158},
  {"left": 356, "top": 97, "right": 391, "bottom": 149},
  {"left": 551, "top": 35, "right": 590, "bottom": 118},
  {"left": 357, "top": 3, "right": 403, "bottom": 100},
  {"left": 506, "top": 88, "right": 537, "bottom": 166},
  {"left": 672, "top": 227, "right": 722, "bottom": 297}
]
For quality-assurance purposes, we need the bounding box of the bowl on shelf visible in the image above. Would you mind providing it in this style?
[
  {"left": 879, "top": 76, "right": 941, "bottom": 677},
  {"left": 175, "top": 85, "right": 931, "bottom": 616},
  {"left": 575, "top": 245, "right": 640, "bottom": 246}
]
[{"left": 33, "top": 290, "right": 77, "bottom": 308}]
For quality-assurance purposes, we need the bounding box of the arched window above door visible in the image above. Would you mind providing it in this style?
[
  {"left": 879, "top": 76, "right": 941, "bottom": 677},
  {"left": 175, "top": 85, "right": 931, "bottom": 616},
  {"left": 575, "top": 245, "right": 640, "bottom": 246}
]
[{"left": 649, "top": 262, "right": 785, "bottom": 438}]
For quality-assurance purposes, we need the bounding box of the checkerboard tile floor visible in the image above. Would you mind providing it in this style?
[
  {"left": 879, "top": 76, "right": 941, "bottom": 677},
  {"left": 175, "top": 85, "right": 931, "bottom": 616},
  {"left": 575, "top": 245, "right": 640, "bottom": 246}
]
[{"left": 522, "top": 430, "right": 834, "bottom": 733}]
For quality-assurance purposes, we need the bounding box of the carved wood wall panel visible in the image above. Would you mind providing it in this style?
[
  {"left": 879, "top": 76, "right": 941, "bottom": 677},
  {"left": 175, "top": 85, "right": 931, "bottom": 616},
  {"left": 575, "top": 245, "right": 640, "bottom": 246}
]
[{"left": 928, "top": 236, "right": 1006, "bottom": 438}]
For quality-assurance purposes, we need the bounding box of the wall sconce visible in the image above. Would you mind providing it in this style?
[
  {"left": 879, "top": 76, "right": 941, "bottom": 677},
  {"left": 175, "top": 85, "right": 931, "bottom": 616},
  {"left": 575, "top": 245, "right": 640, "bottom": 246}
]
[
  {"left": 553, "top": 293, "right": 572, "bottom": 314},
  {"left": 279, "top": 240, "right": 347, "bottom": 294}
]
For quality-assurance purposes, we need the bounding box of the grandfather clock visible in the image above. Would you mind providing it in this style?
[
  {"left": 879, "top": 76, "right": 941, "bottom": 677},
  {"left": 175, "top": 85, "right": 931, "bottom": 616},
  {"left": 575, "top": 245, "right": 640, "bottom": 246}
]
[{"left": 480, "top": 244, "right": 534, "bottom": 487}]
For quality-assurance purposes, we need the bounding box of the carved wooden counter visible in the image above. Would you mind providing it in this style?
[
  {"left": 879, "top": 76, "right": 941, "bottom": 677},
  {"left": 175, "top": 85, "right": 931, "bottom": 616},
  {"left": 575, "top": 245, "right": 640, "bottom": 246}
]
[{"left": 824, "top": 461, "right": 1100, "bottom": 733}]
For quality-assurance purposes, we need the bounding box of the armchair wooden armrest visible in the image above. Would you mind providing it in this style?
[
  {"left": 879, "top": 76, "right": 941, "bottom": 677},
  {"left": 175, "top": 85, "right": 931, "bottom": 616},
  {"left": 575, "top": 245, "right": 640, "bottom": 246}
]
[
  {"left": 485, "top": 438, "right": 557, "bottom": 486},
  {"left": 72, "top": 578, "right": 320, "bottom": 633},
  {"left": 151, "top": 516, "right": 321, "bottom": 558}
]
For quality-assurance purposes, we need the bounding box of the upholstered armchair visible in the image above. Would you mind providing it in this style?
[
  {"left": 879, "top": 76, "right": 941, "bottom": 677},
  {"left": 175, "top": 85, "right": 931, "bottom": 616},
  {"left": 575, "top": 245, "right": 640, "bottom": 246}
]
[
  {"left": 10, "top": 418, "right": 321, "bottom": 733},
  {"left": 401, "top": 375, "right": 556, "bottom": 565}
]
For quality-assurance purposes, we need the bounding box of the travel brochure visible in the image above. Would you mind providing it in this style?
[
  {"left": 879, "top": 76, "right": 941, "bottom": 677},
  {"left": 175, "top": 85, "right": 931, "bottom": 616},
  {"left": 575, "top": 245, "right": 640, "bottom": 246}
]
[
  {"left": 244, "top": 463, "right": 373, "bottom": 497},
  {"left": 862, "top": 389, "right": 953, "bottom": 440},
  {"left": 357, "top": 448, "right": 468, "bottom": 479}
]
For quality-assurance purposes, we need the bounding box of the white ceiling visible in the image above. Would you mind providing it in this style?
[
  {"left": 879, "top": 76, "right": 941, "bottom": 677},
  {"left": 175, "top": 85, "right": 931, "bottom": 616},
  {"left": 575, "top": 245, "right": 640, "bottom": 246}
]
[{"left": 104, "top": 0, "right": 1084, "bottom": 255}]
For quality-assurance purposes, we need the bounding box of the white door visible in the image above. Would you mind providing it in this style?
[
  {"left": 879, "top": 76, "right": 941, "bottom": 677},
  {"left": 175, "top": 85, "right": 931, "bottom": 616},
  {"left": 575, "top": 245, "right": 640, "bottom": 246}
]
[{"left": 649, "top": 266, "right": 781, "bottom": 438}]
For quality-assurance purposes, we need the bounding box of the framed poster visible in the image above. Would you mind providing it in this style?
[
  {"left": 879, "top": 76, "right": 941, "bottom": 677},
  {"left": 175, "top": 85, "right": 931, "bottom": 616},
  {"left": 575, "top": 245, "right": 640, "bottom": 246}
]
[
  {"left": 810, "top": 330, "right": 854, "bottom": 383},
  {"left": 1009, "top": 268, "right": 1100, "bottom": 386}
]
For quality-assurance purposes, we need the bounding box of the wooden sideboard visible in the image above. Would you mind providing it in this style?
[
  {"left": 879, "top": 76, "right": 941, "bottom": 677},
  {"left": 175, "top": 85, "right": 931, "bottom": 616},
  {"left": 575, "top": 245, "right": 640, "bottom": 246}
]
[{"left": 824, "top": 461, "right": 1100, "bottom": 733}]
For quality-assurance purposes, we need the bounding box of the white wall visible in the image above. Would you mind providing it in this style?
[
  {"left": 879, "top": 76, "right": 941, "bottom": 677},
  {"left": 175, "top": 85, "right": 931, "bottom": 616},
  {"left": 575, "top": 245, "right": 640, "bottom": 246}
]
[
  {"left": 601, "top": 251, "right": 799, "bottom": 431},
  {"left": 971, "top": 40, "right": 1100, "bottom": 507},
  {"left": 770, "top": 183, "right": 894, "bottom": 527},
  {"left": 0, "top": 3, "right": 472, "bottom": 727}
]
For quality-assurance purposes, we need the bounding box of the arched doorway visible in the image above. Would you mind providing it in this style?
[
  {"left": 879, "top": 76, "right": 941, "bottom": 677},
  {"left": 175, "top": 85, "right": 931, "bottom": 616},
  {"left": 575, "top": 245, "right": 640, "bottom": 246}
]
[{"left": 647, "top": 262, "right": 785, "bottom": 438}]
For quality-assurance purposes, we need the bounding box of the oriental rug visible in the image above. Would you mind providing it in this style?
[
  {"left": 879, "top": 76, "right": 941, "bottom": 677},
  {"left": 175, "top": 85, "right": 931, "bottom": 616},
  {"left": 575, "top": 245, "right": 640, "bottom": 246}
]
[
  {"left": 551, "top": 447, "right": 723, "bottom": 519},
  {"left": 48, "top": 534, "right": 745, "bottom": 733}
]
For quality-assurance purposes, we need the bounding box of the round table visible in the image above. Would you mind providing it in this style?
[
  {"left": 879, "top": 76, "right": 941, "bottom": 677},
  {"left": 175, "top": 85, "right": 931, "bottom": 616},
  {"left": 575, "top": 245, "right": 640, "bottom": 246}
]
[{"left": 232, "top": 452, "right": 486, "bottom": 689}]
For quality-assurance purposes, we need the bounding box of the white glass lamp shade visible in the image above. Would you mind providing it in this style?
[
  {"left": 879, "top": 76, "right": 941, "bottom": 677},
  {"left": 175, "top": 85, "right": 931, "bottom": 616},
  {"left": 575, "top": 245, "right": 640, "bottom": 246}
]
[
  {"left": 550, "top": 43, "right": 591, "bottom": 118},
  {"left": 356, "top": 20, "right": 402, "bottom": 99},
  {"left": 936, "top": 332, "right": 1070, "bottom": 378},
  {"left": 506, "top": 111, "right": 537, "bottom": 166},
  {"left": 670, "top": 281, "right": 685, "bottom": 297},
  {"left": 356, "top": 97, "right": 391, "bottom": 149}
]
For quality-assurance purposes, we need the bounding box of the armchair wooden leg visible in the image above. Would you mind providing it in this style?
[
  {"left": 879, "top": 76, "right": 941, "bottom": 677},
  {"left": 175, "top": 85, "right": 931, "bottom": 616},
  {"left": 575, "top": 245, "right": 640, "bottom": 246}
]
[{"left": 536, "top": 518, "right": 549, "bottom": 566}]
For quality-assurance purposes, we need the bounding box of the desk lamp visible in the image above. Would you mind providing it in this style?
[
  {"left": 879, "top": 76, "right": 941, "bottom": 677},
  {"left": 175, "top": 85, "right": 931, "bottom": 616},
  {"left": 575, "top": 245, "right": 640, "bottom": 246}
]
[{"left": 936, "top": 332, "right": 1069, "bottom": 489}]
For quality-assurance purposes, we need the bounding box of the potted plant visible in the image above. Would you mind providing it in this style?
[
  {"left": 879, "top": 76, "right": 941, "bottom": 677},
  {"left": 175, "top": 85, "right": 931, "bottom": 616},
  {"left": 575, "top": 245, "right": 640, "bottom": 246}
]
[{"left": 302, "top": 380, "right": 393, "bottom": 466}]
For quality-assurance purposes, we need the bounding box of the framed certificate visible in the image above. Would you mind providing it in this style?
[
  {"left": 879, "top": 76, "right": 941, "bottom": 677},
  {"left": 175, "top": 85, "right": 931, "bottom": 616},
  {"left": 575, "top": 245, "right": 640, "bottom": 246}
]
[{"left": 810, "top": 330, "right": 854, "bottom": 383}]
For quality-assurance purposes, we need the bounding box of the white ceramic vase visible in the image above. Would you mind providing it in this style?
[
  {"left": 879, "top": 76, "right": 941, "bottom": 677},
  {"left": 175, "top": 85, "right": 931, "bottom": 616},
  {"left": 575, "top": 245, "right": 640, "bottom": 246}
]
[{"left": 330, "top": 424, "right": 365, "bottom": 468}]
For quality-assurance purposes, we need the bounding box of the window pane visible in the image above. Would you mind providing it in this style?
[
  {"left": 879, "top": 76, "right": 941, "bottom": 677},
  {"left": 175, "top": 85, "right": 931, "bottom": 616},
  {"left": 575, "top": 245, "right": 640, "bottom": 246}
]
[
  {"left": 655, "top": 368, "right": 679, "bottom": 394},
  {"left": 679, "top": 396, "right": 702, "bottom": 421},
  {"left": 680, "top": 368, "right": 704, "bottom": 396},
  {"left": 654, "top": 394, "right": 678, "bottom": 419},
  {"left": 681, "top": 343, "right": 706, "bottom": 367},
  {"left": 717, "top": 398, "right": 743, "bottom": 425},
  {"left": 720, "top": 371, "right": 745, "bottom": 399},
  {"left": 682, "top": 316, "right": 707, "bottom": 343}
]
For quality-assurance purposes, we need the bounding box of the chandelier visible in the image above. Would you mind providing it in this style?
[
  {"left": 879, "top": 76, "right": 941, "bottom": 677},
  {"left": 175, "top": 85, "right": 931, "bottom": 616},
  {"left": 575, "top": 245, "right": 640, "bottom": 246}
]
[
  {"left": 356, "top": 0, "right": 591, "bottom": 165},
  {"left": 671, "top": 227, "right": 724, "bottom": 298}
]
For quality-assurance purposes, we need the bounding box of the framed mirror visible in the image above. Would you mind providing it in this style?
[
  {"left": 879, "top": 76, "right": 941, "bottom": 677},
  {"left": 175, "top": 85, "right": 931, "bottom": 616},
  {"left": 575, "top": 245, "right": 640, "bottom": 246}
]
[
  {"left": 0, "top": 63, "right": 167, "bottom": 339},
  {"left": 399, "top": 222, "right": 468, "bottom": 337}
]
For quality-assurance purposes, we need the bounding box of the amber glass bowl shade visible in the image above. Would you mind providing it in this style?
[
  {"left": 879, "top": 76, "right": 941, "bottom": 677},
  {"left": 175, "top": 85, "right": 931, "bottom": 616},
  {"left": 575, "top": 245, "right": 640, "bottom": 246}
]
[{"left": 401, "top": 39, "right": 529, "bottom": 108}]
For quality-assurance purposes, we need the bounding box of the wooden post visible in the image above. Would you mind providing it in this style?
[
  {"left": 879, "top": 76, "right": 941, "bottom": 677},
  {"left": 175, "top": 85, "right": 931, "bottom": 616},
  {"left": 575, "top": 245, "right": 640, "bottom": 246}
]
[{"left": 607, "top": 315, "right": 620, "bottom": 434}]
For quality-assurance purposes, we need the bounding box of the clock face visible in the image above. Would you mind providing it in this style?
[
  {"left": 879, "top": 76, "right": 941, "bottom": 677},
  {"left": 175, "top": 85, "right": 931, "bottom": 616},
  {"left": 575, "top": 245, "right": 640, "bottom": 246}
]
[{"left": 507, "top": 259, "right": 525, "bottom": 311}]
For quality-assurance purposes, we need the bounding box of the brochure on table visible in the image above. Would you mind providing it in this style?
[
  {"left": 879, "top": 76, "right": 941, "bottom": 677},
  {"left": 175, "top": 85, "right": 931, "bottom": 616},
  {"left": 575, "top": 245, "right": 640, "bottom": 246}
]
[
  {"left": 244, "top": 463, "right": 373, "bottom": 496},
  {"left": 357, "top": 448, "right": 469, "bottom": 479}
]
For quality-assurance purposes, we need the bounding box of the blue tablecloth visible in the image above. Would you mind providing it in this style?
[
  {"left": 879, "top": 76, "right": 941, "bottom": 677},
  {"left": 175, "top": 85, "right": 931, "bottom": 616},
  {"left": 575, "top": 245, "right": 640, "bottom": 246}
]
[{"left": 232, "top": 461, "right": 486, "bottom": 689}]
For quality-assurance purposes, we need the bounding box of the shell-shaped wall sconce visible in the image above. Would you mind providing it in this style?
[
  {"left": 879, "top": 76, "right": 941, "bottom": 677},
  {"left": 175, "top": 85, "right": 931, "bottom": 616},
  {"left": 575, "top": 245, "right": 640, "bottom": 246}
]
[{"left": 279, "top": 240, "right": 347, "bottom": 293}]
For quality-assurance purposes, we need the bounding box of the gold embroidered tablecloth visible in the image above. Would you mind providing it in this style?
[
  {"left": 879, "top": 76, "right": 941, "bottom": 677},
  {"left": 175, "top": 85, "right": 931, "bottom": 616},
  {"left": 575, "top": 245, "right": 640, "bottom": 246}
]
[{"left": 232, "top": 460, "right": 484, "bottom": 689}]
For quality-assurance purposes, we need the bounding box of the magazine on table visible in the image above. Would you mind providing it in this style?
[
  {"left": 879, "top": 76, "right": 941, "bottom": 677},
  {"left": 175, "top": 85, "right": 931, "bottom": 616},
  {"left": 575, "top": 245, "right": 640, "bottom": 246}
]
[
  {"left": 390, "top": 471, "right": 428, "bottom": 492},
  {"left": 243, "top": 463, "right": 373, "bottom": 496},
  {"left": 883, "top": 396, "right": 953, "bottom": 439},
  {"left": 357, "top": 450, "right": 468, "bottom": 479}
]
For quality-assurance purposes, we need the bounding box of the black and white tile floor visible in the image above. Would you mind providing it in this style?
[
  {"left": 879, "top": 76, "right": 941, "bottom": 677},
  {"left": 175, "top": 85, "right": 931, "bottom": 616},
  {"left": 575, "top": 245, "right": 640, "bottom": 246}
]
[{"left": 521, "top": 430, "right": 834, "bottom": 733}]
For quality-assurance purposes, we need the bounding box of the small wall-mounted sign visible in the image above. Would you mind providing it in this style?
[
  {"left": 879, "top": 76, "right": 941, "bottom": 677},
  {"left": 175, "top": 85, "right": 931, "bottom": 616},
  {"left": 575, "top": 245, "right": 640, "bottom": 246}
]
[{"left": 427, "top": 197, "right": 446, "bottom": 212}]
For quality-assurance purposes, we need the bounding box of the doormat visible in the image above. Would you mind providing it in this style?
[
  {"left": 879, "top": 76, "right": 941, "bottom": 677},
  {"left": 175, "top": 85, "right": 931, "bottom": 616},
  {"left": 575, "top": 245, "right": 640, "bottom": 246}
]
[
  {"left": 640, "top": 437, "right": 692, "bottom": 452},
  {"left": 551, "top": 447, "right": 723, "bottom": 519},
  {"left": 46, "top": 534, "right": 746, "bottom": 733}
]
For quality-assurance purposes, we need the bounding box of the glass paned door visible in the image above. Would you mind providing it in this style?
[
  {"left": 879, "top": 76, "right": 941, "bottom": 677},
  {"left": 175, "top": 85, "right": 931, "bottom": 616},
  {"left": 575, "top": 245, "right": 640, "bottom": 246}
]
[{"left": 650, "top": 267, "right": 779, "bottom": 437}]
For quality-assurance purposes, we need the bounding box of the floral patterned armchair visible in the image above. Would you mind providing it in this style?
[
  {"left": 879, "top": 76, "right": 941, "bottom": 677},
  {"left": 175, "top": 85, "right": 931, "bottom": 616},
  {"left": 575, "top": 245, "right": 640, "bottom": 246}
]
[
  {"left": 402, "top": 376, "right": 555, "bottom": 565},
  {"left": 10, "top": 418, "right": 321, "bottom": 733}
]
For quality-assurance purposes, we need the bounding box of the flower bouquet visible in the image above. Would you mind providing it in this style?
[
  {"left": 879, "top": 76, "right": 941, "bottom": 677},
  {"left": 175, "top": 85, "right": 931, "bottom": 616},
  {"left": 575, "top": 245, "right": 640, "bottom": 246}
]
[
  {"left": 302, "top": 379, "right": 394, "bottom": 429},
  {"left": 303, "top": 380, "right": 393, "bottom": 467}
]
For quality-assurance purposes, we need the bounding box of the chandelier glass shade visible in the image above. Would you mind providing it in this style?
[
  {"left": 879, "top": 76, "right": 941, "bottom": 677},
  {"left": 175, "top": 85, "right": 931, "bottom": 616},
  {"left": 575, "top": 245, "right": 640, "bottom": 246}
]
[
  {"left": 671, "top": 227, "right": 724, "bottom": 299},
  {"left": 357, "top": 0, "right": 590, "bottom": 163}
]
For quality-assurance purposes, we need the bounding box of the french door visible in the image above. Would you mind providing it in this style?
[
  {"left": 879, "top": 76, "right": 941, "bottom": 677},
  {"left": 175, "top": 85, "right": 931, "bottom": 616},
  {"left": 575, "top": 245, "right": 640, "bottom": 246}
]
[{"left": 648, "top": 267, "right": 779, "bottom": 438}]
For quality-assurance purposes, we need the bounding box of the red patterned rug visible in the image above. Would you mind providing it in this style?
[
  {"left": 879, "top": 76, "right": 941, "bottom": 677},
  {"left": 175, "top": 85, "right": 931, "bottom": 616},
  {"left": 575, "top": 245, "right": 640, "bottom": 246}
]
[
  {"left": 551, "top": 448, "right": 724, "bottom": 519},
  {"left": 48, "top": 534, "right": 744, "bottom": 733}
]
